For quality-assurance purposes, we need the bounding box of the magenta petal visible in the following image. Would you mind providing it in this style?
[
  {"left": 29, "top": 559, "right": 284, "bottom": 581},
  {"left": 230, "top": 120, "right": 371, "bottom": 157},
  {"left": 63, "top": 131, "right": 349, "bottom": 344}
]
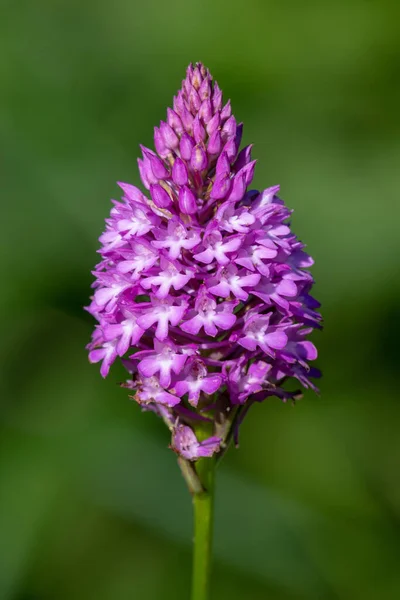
[
  {"left": 194, "top": 248, "right": 214, "bottom": 264},
  {"left": 179, "top": 186, "right": 197, "bottom": 215},
  {"left": 197, "top": 436, "right": 221, "bottom": 458},
  {"left": 202, "top": 376, "right": 222, "bottom": 395},
  {"left": 226, "top": 172, "right": 246, "bottom": 202},
  {"left": 240, "top": 273, "right": 261, "bottom": 287},
  {"left": 172, "top": 354, "right": 188, "bottom": 375},
  {"left": 155, "top": 318, "right": 169, "bottom": 341},
  {"left": 220, "top": 100, "right": 232, "bottom": 120},
  {"left": 277, "top": 279, "right": 298, "bottom": 297},
  {"left": 157, "top": 391, "right": 181, "bottom": 407},
  {"left": 265, "top": 331, "right": 288, "bottom": 350},
  {"left": 297, "top": 341, "right": 318, "bottom": 361},
  {"left": 117, "top": 182, "right": 145, "bottom": 203},
  {"left": 222, "top": 115, "right": 236, "bottom": 138},
  {"left": 193, "top": 116, "right": 206, "bottom": 143},
  {"left": 173, "top": 425, "right": 221, "bottom": 460},
  {"left": 174, "top": 380, "right": 189, "bottom": 397},
  {"left": 150, "top": 184, "right": 172, "bottom": 208},
  {"left": 172, "top": 157, "right": 188, "bottom": 186},
  {"left": 233, "top": 144, "right": 253, "bottom": 172},
  {"left": 180, "top": 133, "right": 195, "bottom": 160},
  {"left": 160, "top": 121, "right": 179, "bottom": 149},
  {"left": 238, "top": 337, "right": 257, "bottom": 351},
  {"left": 88, "top": 348, "right": 106, "bottom": 364},
  {"left": 190, "top": 145, "right": 208, "bottom": 171},
  {"left": 203, "top": 320, "right": 217, "bottom": 337},
  {"left": 94, "top": 287, "right": 115, "bottom": 307},
  {"left": 208, "top": 280, "right": 231, "bottom": 298},
  {"left": 216, "top": 152, "right": 231, "bottom": 176},
  {"left": 207, "top": 130, "right": 222, "bottom": 155},
  {"left": 167, "top": 108, "right": 184, "bottom": 134},
  {"left": 153, "top": 126, "right": 169, "bottom": 158},
  {"left": 210, "top": 174, "right": 232, "bottom": 200},
  {"left": 138, "top": 357, "right": 159, "bottom": 378},
  {"left": 199, "top": 98, "right": 212, "bottom": 123},
  {"left": 181, "top": 316, "right": 202, "bottom": 335},
  {"left": 213, "top": 312, "right": 236, "bottom": 330},
  {"left": 206, "top": 112, "right": 220, "bottom": 136},
  {"left": 137, "top": 312, "right": 157, "bottom": 330}
]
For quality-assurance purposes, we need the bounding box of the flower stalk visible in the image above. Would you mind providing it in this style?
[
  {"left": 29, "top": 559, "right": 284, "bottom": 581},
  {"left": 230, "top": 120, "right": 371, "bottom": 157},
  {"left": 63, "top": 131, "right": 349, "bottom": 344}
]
[
  {"left": 191, "top": 462, "right": 215, "bottom": 600},
  {"left": 191, "top": 422, "right": 216, "bottom": 600}
]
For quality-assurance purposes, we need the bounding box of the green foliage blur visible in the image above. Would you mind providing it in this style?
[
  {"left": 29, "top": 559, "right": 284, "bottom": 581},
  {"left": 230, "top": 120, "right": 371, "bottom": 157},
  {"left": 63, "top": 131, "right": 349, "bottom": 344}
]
[{"left": 1, "top": 0, "right": 400, "bottom": 598}]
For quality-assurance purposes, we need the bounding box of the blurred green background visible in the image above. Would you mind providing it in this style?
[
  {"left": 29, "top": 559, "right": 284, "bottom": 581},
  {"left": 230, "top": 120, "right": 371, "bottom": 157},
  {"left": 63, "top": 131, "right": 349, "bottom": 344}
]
[{"left": 1, "top": 0, "right": 400, "bottom": 598}]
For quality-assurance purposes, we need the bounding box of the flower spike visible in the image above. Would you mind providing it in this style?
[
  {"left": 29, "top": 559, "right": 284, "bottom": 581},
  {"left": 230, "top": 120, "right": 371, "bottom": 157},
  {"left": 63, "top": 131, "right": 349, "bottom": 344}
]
[{"left": 86, "top": 62, "right": 321, "bottom": 460}]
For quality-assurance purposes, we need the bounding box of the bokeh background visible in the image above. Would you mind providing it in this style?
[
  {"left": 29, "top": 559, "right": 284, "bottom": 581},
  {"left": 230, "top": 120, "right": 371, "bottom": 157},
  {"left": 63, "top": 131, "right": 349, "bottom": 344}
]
[{"left": 1, "top": 0, "right": 400, "bottom": 598}]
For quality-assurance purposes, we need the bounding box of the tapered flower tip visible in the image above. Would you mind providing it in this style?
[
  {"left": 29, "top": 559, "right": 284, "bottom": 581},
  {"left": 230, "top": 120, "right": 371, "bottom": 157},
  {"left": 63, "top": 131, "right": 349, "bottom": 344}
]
[
  {"left": 179, "top": 185, "right": 197, "bottom": 215},
  {"left": 190, "top": 145, "right": 208, "bottom": 171},
  {"left": 179, "top": 132, "right": 195, "bottom": 160},
  {"left": 150, "top": 184, "right": 172, "bottom": 208},
  {"left": 172, "top": 157, "right": 189, "bottom": 186},
  {"left": 154, "top": 126, "right": 169, "bottom": 158},
  {"left": 160, "top": 121, "right": 179, "bottom": 150}
]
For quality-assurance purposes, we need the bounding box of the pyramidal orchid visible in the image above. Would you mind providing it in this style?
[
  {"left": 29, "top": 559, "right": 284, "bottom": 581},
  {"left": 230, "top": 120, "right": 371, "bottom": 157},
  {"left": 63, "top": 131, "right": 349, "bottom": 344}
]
[{"left": 86, "top": 62, "right": 321, "bottom": 600}]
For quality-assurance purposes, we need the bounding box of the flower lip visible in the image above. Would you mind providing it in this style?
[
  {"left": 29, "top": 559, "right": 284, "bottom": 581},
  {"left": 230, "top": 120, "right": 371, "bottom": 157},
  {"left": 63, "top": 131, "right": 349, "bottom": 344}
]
[
  {"left": 172, "top": 424, "right": 221, "bottom": 460},
  {"left": 173, "top": 357, "right": 223, "bottom": 406}
]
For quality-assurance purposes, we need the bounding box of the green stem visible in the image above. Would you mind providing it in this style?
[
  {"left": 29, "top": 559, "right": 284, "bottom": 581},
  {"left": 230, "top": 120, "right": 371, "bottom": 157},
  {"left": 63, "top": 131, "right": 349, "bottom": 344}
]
[
  {"left": 190, "top": 415, "right": 217, "bottom": 600},
  {"left": 191, "top": 455, "right": 215, "bottom": 600}
]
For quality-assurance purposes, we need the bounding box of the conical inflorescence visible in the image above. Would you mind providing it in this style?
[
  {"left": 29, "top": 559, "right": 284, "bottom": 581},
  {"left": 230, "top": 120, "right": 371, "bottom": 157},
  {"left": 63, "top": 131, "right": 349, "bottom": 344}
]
[{"left": 86, "top": 63, "right": 321, "bottom": 459}]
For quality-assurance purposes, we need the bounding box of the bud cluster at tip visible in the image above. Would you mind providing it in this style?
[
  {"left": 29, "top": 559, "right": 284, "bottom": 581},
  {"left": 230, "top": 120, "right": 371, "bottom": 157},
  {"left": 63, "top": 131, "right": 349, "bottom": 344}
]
[{"left": 86, "top": 62, "right": 322, "bottom": 460}]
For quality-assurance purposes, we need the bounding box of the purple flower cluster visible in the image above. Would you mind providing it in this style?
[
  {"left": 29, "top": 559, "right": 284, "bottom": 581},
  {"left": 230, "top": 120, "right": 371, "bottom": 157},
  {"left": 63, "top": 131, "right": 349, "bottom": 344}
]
[{"left": 86, "top": 63, "right": 321, "bottom": 460}]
